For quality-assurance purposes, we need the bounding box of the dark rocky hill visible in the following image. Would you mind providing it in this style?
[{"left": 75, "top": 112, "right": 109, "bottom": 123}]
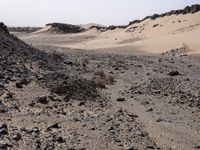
[
  {"left": 0, "top": 22, "right": 98, "bottom": 102},
  {"left": 46, "top": 23, "right": 85, "bottom": 33}
]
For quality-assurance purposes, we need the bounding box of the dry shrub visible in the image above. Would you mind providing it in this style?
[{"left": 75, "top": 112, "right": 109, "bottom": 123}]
[
  {"left": 94, "top": 70, "right": 115, "bottom": 88},
  {"left": 73, "top": 60, "right": 81, "bottom": 66},
  {"left": 115, "top": 59, "right": 124, "bottom": 64},
  {"left": 94, "top": 70, "right": 106, "bottom": 78},
  {"left": 107, "top": 75, "right": 115, "bottom": 84},
  {"left": 94, "top": 76, "right": 106, "bottom": 88}
]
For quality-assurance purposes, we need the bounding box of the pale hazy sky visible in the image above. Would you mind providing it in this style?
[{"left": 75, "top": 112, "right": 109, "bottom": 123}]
[{"left": 0, "top": 0, "right": 199, "bottom": 27}]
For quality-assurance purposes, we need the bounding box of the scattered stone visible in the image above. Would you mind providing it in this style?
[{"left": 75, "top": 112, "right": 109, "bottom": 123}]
[
  {"left": 0, "top": 102, "right": 7, "bottom": 113},
  {"left": 146, "top": 108, "right": 153, "bottom": 112},
  {"left": 0, "top": 123, "right": 8, "bottom": 130},
  {"left": 0, "top": 123, "right": 8, "bottom": 135},
  {"left": 0, "top": 142, "right": 13, "bottom": 149},
  {"left": 195, "top": 145, "right": 200, "bottom": 149},
  {"left": 135, "top": 64, "right": 142, "bottom": 68},
  {"left": 168, "top": 71, "right": 180, "bottom": 76},
  {"left": 19, "top": 78, "right": 29, "bottom": 85},
  {"left": 24, "top": 127, "right": 39, "bottom": 133},
  {"left": 0, "top": 128, "right": 8, "bottom": 135},
  {"left": 16, "top": 81, "right": 23, "bottom": 88},
  {"left": 124, "top": 147, "right": 139, "bottom": 150},
  {"left": 4, "top": 93, "right": 13, "bottom": 99},
  {"left": 64, "top": 60, "right": 73, "bottom": 65},
  {"left": 12, "top": 132, "right": 22, "bottom": 141},
  {"left": 37, "top": 96, "right": 48, "bottom": 104},
  {"left": 156, "top": 118, "right": 164, "bottom": 122},
  {"left": 153, "top": 24, "right": 159, "bottom": 28},
  {"left": 146, "top": 145, "right": 156, "bottom": 149},
  {"left": 0, "top": 143, "right": 7, "bottom": 149},
  {"left": 47, "top": 123, "right": 61, "bottom": 130},
  {"left": 116, "top": 97, "right": 125, "bottom": 102},
  {"left": 48, "top": 95, "right": 55, "bottom": 101},
  {"left": 56, "top": 137, "right": 65, "bottom": 143},
  {"left": 44, "top": 143, "right": 55, "bottom": 150},
  {"left": 0, "top": 73, "right": 5, "bottom": 79},
  {"left": 78, "top": 101, "right": 85, "bottom": 106}
]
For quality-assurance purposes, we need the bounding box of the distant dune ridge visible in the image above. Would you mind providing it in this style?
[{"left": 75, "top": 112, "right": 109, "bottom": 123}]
[
  {"left": 9, "top": 4, "right": 200, "bottom": 33},
  {"left": 10, "top": 3, "right": 200, "bottom": 54},
  {"left": 90, "top": 4, "right": 200, "bottom": 31},
  {"left": 8, "top": 27, "right": 42, "bottom": 33}
]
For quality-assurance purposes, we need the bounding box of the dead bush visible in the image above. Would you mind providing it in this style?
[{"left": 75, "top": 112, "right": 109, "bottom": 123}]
[
  {"left": 73, "top": 60, "right": 81, "bottom": 66},
  {"left": 94, "top": 70, "right": 106, "bottom": 78},
  {"left": 94, "top": 76, "right": 106, "bottom": 88},
  {"left": 94, "top": 70, "right": 115, "bottom": 88},
  {"left": 107, "top": 75, "right": 115, "bottom": 84}
]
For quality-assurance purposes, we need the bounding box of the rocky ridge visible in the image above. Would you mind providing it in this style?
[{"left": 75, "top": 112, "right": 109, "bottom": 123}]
[
  {"left": 45, "top": 23, "right": 85, "bottom": 34},
  {"left": 90, "top": 4, "right": 200, "bottom": 31}
]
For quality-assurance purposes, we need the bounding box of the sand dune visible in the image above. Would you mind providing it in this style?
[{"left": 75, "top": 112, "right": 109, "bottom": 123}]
[
  {"left": 64, "top": 12, "right": 200, "bottom": 54},
  {"left": 15, "top": 8, "right": 200, "bottom": 55}
]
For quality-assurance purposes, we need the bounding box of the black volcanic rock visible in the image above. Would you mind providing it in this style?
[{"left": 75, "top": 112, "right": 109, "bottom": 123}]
[
  {"left": 46, "top": 23, "right": 85, "bottom": 33},
  {"left": 183, "top": 6, "right": 191, "bottom": 14},
  {"left": 91, "top": 4, "right": 200, "bottom": 32},
  {"left": 151, "top": 14, "right": 160, "bottom": 20},
  {"left": 126, "top": 4, "right": 200, "bottom": 28},
  {"left": 190, "top": 4, "right": 200, "bottom": 13},
  {"left": 0, "top": 22, "right": 63, "bottom": 85},
  {"left": 90, "top": 26, "right": 107, "bottom": 31},
  {"left": 0, "top": 22, "right": 9, "bottom": 34}
]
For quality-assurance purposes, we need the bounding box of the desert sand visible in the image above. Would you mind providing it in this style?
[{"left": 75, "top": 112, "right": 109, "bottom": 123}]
[{"left": 15, "top": 11, "right": 200, "bottom": 55}]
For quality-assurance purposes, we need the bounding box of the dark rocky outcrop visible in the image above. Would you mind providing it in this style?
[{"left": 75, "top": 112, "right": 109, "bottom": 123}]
[
  {"left": 91, "top": 4, "right": 200, "bottom": 32},
  {"left": 127, "top": 4, "right": 200, "bottom": 27},
  {"left": 0, "top": 23, "right": 62, "bottom": 85},
  {"left": 46, "top": 23, "right": 85, "bottom": 33},
  {"left": 0, "top": 22, "right": 99, "bottom": 102},
  {"left": 39, "top": 72, "right": 98, "bottom": 102},
  {"left": 190, "top": 4, "right": 200, "bottom": 13},
  {"left": 0, "top": 22, "right": 9, "bottom": 34},
  {"left": 90, "top": 25, "right": 128, "bottom": 32}
]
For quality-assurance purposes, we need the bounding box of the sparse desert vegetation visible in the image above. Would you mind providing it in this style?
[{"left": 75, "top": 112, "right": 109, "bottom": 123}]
[{"left": 94, "top": 70, "right": 115, "bottom": 88}]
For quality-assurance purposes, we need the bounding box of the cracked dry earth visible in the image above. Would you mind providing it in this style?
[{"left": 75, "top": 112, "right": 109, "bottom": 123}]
[{"left": 1, "top": 29, "right": 200, "bottom": 150}]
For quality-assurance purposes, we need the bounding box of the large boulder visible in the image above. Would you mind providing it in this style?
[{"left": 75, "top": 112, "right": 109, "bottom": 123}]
[
  {"left": 0, "top": 22, "right": 9, "bottom": 34},
  {"left": 190, "top": 4, "right": 200, "bottom": 13},
  {"left": 183, "top": 6, "right": 191, "bottom": 14}
]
